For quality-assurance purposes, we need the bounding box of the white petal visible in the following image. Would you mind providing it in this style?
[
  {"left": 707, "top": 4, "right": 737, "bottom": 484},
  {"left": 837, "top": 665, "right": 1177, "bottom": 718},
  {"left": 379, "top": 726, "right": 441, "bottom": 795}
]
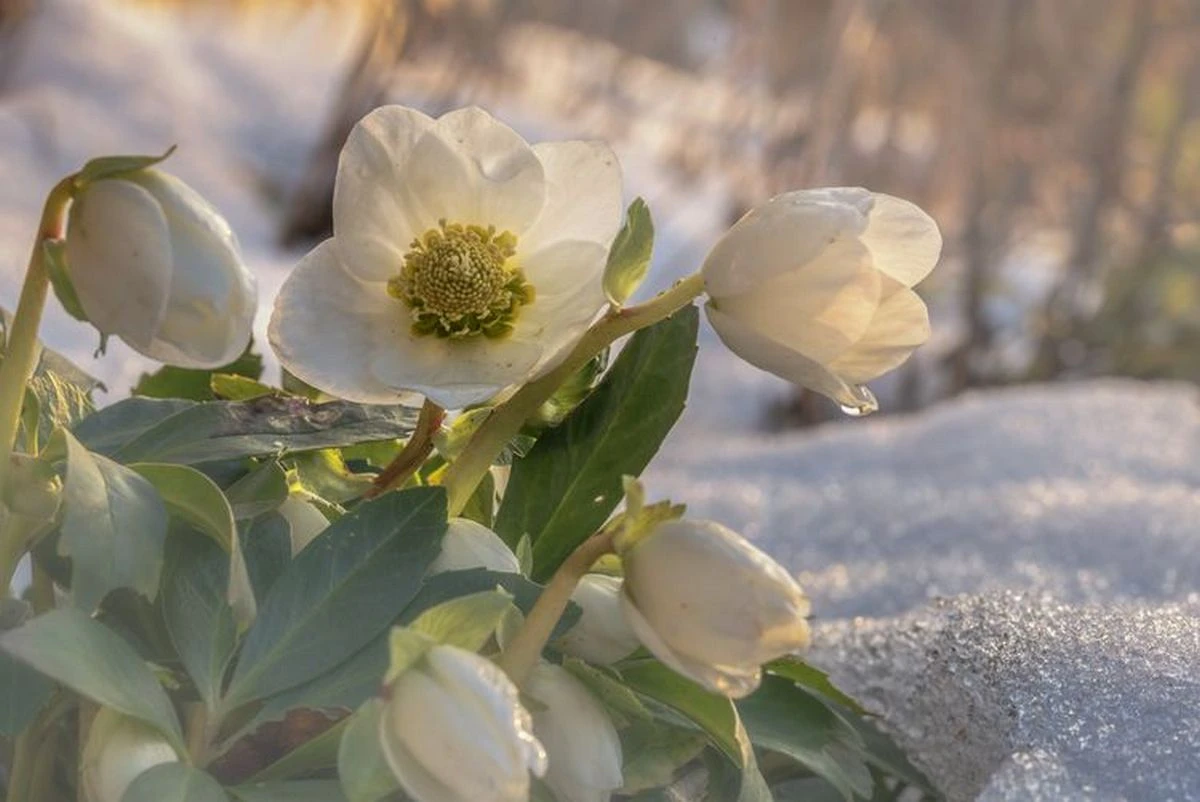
[
  {"left": 706, "top": 302, "right": 866, "bottom": 408},
  {"left": 711, "top": 237, "right": 881, "bottom": 365},
  {"left": 519, "top": 239, "right": 609, "bottom": 301},
  {"left": 528, "top": 664, "right": 624, "bottom": 802},
  {"left": 620, "top": 591, "right": 762, "bottom": 698},
  {"left": 556, "top": 574, "right": 641, "bottom": 665},
  {"left": 333, "top": 105, "right": 435, "bottom": 282},
  {"left": 433, "top": 107, "right": 546, "bottom": 234},
  {"left": 828, "top": 286, "right": 930, "bottom": 383},
  {"left": 860, "top": 193, "right": 942, "bottom": 287},
  {"left": 268, "top": 239, "right": 404, "bottom": 404},
  {"left": 131, "top": 171, "right": 256, "bottom": 368},
  {"left": 701, "top": 189, "right": 870, "bottom": 298},
  {"left": 65, "top": 178, "right": 172, "bottom": 350},
  {"left": 369, "top": 330, "right": 544, "bottom": 410},
  {"left": 430, "top": 518, "right": 521, "bottom": 574},
  {"left": 521, "top": 140, "right": 623, "bottom": 252}
]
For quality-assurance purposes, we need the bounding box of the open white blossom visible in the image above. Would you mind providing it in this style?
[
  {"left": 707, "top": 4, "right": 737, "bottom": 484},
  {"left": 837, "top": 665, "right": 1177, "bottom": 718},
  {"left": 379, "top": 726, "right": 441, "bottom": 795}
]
[
  {"left": 527, "top": 663, "right": 623, "bottom": 802},
  {"left": 65, "top": 168, "right": 256, "bottom": 368},
  {"left": 379, "top": 644, "right": 547, "bottom": 802},
  {"left": 702, "top": 188, "right": 941, "bottom": 413},
  {"left": 269, "top": 105, "right": 623, "bottom": 409},
  {"left": 619, "top": 519, "right": 811, "bottom": 698}
]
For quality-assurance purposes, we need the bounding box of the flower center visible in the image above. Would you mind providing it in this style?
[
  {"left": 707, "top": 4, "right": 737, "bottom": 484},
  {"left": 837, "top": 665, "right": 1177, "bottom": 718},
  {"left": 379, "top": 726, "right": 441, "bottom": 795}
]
[{"left": 389, "top": 220, "right": 534, "bottom": 339}]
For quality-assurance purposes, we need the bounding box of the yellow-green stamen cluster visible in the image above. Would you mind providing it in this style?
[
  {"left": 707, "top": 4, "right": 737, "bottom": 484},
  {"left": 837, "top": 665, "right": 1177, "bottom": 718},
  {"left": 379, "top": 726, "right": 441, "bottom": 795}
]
[{"left": 389, "top": 220, "right": 534, "bottom": 339}]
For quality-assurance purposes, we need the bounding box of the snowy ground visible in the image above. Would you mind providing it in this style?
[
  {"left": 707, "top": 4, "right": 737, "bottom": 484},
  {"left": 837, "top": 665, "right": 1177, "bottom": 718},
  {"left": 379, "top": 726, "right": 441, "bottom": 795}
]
[{"left": 3, "top": 2, "right": 1200, "bottom": 800}]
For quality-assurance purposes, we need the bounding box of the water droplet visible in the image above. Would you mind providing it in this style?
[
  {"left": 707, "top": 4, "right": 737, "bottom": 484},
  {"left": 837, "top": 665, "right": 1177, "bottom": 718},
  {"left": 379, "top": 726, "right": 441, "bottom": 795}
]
[{"left": 838, "top": 385, "right": 879, "bottom": 417}]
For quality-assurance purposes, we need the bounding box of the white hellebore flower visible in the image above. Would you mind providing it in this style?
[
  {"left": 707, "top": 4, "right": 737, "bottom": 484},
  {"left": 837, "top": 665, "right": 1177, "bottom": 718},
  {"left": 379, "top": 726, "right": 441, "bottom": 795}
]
[
  {"left": 556, "top": 573, "right": 641, "bottom": 665},
  {"left": 429, "top": 517, "right": 521, "bottom": 574},
  {"left": 269, "top": 105, "right": 624, "bottom": 409},
  {"left": 277, "top": 495, "right": 329, "bottom": 554},
  {"left": 619, "top": 519, "right": 811, "bottom": 698},
  {"left": 702, "top": 188, "right": 941, "bottom": 413},
  {"left": 379, "top": 644, "right": 547, "bottom": 802},
  {"left": 527, "top": 663, "right": 624, "bottom": 802},
  {"left": 65, "top": 168, "right": 256, "bottom": 368},
  {"left": 80, "top": 708, "right": 179, "bottom": 802}
]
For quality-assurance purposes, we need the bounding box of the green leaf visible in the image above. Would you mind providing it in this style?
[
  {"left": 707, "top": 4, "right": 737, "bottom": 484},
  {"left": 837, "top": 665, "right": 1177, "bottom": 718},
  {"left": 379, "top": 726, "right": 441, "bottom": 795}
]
[
  {"left": 54, "top": 428, "right": 168, "bottom": 610},
  {"left": 619, "top": 718, "right": 707, "bottom": 793},
  {"left": 400, "top": 568, "right": 580, "bottom": 640},
  {"left": 42, "top": 238, "right": 88, "bottom": 321},
  {"left": 239, "top": 512, "right": 292, "bottom": 603},
  {"left": 529, "top": 349, "right": 609, "bottom": 430},
  {"left": 603, "top": 198, "right": 654, "bottom": 305},
  {"left": 133, "top": 345, "right": 264, "bottom": 402},
  {"left": 0, "top": 608, "right": 184, "bottom": 749},
  {"left": 162, "top": 534, "right": 237, "bottom": 710},
  {"left": 74, "top": 146, "right": 175, "bottom": 185},
  {"left": 224, "top": 488, "right": 446, "bottom": 707},
  {"left": 458, "top": 468, "right": 495, "bottom": 528},
  {"left": 132, "top": 462, "right": 256, "bottom": 630},
  {"left": 249, "top": 717, "right": 347, "bottom": 782},
  {"left": 123, "top": 762, "right": 229, "bottom": 802},
  {"left": 0, "top": 599, "right": 53, "bottom": 736},
  {"left": 225, "top": 461, "right": 290, "bottom": 520},
  {"left": 765, "top": 657, "right": 865, "bottom": 715},
  {"left": 338, "top": 700, "right": 399, "bottom": 802},
  {"left": 409, "top": 588, "right": 513, "bottom": 652},
  {"left": 230, "top": 781, "right": 348, "bottom": 802},
  {"left": 737, "top": 675, "right": 871, "bottom": 800},
  {"left": 17, "top": 340, "right": 99, "bottom": 454},
  {"left": 621, "top": 661, "right": 771, "bottom": 802},
  {"left": 211, "top": 374, "right": 274, "bottom": 401},
  {"left": 74, "top": 397, "right": 419, "bottom": 465},
  {"left": 497, "top": 307, "right": 698, "bottom": 579},
  {"left": 292, "top": 449, "right": 374, "bottom": 503},
  {"left": 564, "top": 660, "right": 652, "bottom": 727}
]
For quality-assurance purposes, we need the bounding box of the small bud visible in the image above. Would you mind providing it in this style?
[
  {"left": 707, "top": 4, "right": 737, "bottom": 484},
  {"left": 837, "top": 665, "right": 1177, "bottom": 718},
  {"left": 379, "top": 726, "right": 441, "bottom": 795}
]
[
  {"left": 619, "top": 519, "right": 811, "bottom": 698},
  {"left": 80, "top": 708, "right": 179, "bottom": 802},
  {"left": 379, "top": 644, "right": 547, "bottom": 802},
  {"left": 65, "top": 168, "right": 256, "bottom": 368},
  {"left": 428, "top": 518, "right": 521, "bottom": 575},
  {"left": 556, "top": 574, "right": 640, "bottom": 665},
  {"left": 527, "top": 663, "right": 623, "bottom": 802}
]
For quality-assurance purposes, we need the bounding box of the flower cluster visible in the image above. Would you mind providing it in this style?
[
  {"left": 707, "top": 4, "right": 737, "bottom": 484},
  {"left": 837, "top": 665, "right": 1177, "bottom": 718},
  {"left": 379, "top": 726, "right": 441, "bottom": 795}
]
[{"left": 0, "top": 104, "right": 941, "bottom": 802}]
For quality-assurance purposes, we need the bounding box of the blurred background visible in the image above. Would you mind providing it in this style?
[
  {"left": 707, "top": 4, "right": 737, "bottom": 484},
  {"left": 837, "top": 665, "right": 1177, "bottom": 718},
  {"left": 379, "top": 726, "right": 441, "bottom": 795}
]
[{"left": 1, "top": 0, "right": 1199, "bottom": 430}]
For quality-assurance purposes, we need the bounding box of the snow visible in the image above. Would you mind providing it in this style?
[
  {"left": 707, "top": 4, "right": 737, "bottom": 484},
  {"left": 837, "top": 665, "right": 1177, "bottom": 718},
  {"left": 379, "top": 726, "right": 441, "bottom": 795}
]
[{"left": 4, "top": 2, "right": 1200, "bottom": 799}]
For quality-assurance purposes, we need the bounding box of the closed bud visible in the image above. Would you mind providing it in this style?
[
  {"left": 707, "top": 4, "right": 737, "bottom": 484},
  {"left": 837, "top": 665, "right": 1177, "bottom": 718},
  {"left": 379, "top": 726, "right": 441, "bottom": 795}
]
[
  {"left": 65, "top": 168, "right": 256, "bottom": 368},
  {"left": 556, "top": 574, "right": 640, "bottom": 665},
  {"left": 80, "top": 708, "right": 179, "bottom": 802},
  {"left": 379, "top": 644, "right": 547, "bottom": 802},
  {"left": 702, "top": 188, "right": 940, "bottom": 413},
  {"left": 619, "top": 519, "right": 811, "bottom": 698},
  {"left": 429, "top": 518, "right": 521, "bottom": 575},
  {"left": 527, "top": 663, "right": 623, "bottom": 802}
]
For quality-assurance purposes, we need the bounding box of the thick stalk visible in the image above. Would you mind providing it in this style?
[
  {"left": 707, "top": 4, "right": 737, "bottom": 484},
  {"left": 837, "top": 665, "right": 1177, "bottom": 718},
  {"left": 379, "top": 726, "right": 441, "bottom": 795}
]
[
  {"left": 441, "top": 272, "right": 705, "bottom": 516},
  {"left": 495, "top": 529, "right": 616, "bottom": 687},
  {"left": 0, "top": 179, "right": 73, "bottom": 481},
  {"left": 364, "top": 398, "right": 444, "bottom": 499}
]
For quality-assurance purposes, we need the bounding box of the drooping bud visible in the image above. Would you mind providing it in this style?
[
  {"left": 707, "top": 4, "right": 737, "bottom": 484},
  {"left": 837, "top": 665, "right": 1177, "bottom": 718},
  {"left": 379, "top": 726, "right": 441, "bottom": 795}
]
[
  {"left": 428, "top": 518, "right": 521, "bottom": 575},
  {"left": 555, "top": 574, "right": 640, "bottom": 665}
]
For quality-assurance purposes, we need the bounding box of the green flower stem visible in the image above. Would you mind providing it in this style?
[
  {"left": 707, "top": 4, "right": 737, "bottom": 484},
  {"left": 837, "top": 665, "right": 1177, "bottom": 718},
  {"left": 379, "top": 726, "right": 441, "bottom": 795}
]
[
  {"left": 495, "top": 528, "right": 616, "bottom": 687},
  {"left": 441, "top": 271, "right": 706, "bottom": 517},
  {"left": 0, "top": 178, "right": 73, "bottom": 596},
  {"left": 365, "top": 398, "right": 445, "bottom": 499}
]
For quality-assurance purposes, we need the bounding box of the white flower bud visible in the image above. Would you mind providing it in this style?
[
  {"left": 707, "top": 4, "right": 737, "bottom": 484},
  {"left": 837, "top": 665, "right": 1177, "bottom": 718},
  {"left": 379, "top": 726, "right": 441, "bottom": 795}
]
[
  {"left": 527, "top": 663, "right": 623, "bottom": 802},
  {"left": 277, "top": 495, "right": 328, "bottom": 554},
  {"left": 556, "top": 574, "right": 640, "bottom": 665},
  {"left": 619, "top": 519, "right": 811, "bottom": 698},
  {"left": 379, "top": 644, "right": 547, "bottom": 802},
  {"left": 80, "top": 708, "right": 179, "bottom": 802},
  {"left": 429, "top": 518, "right": 521, "bottom": 575},
  {"left": 65, "top": 168, "right": 256, "bottom": 369},
  {"left": 702, "top": 188, "right": 940, "bottom": 413}
]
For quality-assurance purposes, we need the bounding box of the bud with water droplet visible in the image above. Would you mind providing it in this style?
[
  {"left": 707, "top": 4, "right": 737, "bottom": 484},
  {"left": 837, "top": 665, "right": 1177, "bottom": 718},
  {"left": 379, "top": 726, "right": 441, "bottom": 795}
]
[
  {"left": 701, "top": 188, "right": 940, "bottom": 413},
  {"left": 65, "top": 168, "right": 256, "bottom": 368},
  {"left": 428, "top": 517, "right": 521, "bottom": 575},
  {"left": 527, "top": 662, "right": 623, "bottom": 802},
  {"left": 80, "top": 708, "right": 179, "bottom": 802},
  {"left": 617, "top": 518, "right": 811, "bottom": 698},
  {"left": 378, "top": 643, "right": 547, "bottom": 802},
  {"left": 555, "top": 573, "right": 641, "bottom": 665}
]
